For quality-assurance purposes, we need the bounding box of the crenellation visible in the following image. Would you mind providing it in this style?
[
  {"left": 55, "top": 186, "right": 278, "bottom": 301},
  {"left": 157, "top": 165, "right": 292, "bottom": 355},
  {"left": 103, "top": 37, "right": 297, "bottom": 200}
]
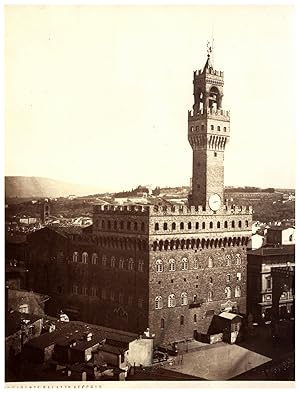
[
  {"left": 188, "top": 108, "right": 230, "bottom": 121},
  {"left": 94, "top": 204, "right": 150, "bottom": 216},
  {"left": 148, "top": 204, "right": 251, "bottom": 217}
]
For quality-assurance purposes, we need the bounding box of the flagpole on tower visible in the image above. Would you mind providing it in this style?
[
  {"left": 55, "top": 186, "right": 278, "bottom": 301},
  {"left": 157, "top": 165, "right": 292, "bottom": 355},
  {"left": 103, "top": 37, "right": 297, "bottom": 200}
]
[{"left": 211, "top": 24, "right": 215, "bottom": 66}]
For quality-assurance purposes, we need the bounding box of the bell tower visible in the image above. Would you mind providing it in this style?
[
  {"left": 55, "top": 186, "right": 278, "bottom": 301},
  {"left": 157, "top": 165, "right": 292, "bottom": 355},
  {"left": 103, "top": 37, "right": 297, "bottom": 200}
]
[{"left": 188, "top": 48, "right": 230, "bottom": 210}]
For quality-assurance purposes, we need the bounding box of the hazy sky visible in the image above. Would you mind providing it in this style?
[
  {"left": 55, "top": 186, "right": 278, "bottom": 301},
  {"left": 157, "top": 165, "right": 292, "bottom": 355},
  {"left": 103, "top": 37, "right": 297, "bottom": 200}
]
[{"left": 4, "top": 5, "right": 296, "bottom": 192}]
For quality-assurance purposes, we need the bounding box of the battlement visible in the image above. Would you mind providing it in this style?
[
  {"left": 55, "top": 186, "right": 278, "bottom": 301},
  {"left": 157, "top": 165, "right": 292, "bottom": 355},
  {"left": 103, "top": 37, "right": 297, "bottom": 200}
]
[
  {"left": 149, "top": 204, "right": 252, "bottom": 216},
  {"left": 194, "top": 68, "right": 224, "bottom": 78},
  {"left": 188, "top": 108, "right": 230, "bottom": 120},
  {"left": 94, "top": 204, "right": 150, "bottom": 215},
  {"left": 93, "top": 203, "right": 252, "bottom": 217}
]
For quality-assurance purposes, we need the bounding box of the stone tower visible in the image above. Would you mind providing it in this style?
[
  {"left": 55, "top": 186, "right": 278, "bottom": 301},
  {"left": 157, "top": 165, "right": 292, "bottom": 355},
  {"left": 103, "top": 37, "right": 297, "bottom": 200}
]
[
  {"left": 27, "top": 49, "right": 253, "bottom": 346},
  {"left": 188, "top": 52, "right": 230, "bottom": 208}
]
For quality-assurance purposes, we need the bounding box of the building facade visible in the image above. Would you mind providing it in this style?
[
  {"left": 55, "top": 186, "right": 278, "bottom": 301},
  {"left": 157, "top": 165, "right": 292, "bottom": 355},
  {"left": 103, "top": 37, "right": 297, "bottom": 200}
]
[
  {"left": 247, "top": 244, "right": 295, "bottom": 323},
  {"left": 26, "top": 52, "right": 252, "bottom": 345}
]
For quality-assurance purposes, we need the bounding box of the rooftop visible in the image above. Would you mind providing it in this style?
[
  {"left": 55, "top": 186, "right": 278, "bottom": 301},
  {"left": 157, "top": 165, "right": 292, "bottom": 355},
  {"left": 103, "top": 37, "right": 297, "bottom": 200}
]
[
  {"left": 218, "top": 312, "right": 242, "bottom": 321},
  {"left": 25, "top": 320, "right": 138, "bottom": 351},
  {"left": 6, "top": 311, "right": 42, "bottom": 337},
  {"left": 247, "top": 244, "right": 295, "bottom": 257}
]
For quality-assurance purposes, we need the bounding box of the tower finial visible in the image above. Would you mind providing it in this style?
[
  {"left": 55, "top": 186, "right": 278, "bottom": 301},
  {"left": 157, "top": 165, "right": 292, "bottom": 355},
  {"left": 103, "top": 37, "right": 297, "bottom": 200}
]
[{"left": 207, "top": 40, "right": 213, "bottom": 59}]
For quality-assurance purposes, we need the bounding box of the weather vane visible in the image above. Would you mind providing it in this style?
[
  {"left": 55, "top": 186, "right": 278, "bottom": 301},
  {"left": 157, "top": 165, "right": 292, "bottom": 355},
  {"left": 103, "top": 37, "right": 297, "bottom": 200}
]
[{"left": 207, "top": 40, "right": 213, "bottom": 57}]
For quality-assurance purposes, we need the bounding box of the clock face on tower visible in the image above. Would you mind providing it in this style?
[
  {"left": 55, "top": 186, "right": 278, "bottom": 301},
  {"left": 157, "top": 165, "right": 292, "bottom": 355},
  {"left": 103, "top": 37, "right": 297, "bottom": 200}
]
[{"left": 208, "top": 193, "right": 222, "bottom": 211}]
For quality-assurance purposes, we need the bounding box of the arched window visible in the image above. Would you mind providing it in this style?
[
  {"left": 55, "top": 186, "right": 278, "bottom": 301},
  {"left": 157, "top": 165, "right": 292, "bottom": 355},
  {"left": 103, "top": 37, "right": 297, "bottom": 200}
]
[
  {"left": 73, "top": 252, "right": 78, "bottom": 263},
  {"left": 181, "top": 292, "right": 188, "bottom": 306},
  {"left": 202, "top": 222, "right": 206, "bottom": 229},
  {"left": 208, "top": 291, "right": 213, "bottom": 302},
  {"left": 181, "top": 257, "right": 188, "bottom": 270},
  {"left": 168, "top": 294, "right": 176, "bottom": 308},
  {"left": 188, "top": 222, "right": 192, "bottom": 229},
  {"left": 169, "top": 258, "right": 175, "bottom": 271},
  {"left": 138, "top": 260, "right": 144, "bottom": 272},
  {"left": 163, "top": 223, "right": 168, "bottom": 230},
  {"left": 110, "top": 290, "right": 115, "bottom": 301},
  {"left": 128, "top": 258, "right": 134, "bottom": 270},
  {"left": 224, "top": 221, "right": 228, "bottom": 228},
  {"left": 114, "top": 221, "right": 117, "bottom": 230},
  {"left": 91, "top": 253, "right": 98, "bottom": 264},
  {"left": 196, "top": 222, "right": 199, "bottom": 230},
  {"left": 209, "top": 222, "right": 213, "bottom": 229},
  {"left": 141, "top": 222, "right": 145, "bottom": 232},
  {"left": 127, "top": 221, "right": 131, "bottom": 230},
  {"left": 120, "top": 221, "right": 124, "bottom": 230},
  {"left": 102, "top": 255, "right": 107, "bottom": 266},
  {"left": 235, "top": 286, "right": 241, "bottom": 298},
  {"left": 226, "top": 254, "right": 231, "bottom": 266},
  {"left": 161, "top": 318, "right": 165, "bottom": 329},
  {"left": 194, "top": 314, "right": 197, "bottom": 322},
  {"left": 119, "top": 257, "right": 124, "bottom": 269},
  {"left": 82, "top": 252, "right": 88, "bottom": 264},
  {"left": 245, "top": 220, "right": 249, "bottom": 227},
  {"left": 236, "top": 253, "right": 241, "bottom": 265},
  {"left": 238, "top": 220, "right": 242, "bottom": 228},
  {"left": 156, "top": 259, "right": 163, "bottom": 273},
  {"left": 91, "top": 287, "right": 98, "bottom": 297},
  {"left": 208, "top": 256, "right": 213, "bottom": 268},
  {"left": 217, "top": 221, "right": 221, "bottom": 229},
  {"left": 107, "top": 221, "right": 111, "bottom": 230},
  {"left": 211, "top": 125, "right": 214, "bottom": 130},
  {"left": 172, "top": 222, "right": 176, "bottom": 230},
  {"left": 217, "top": 126, "right": 220, "bottom": 131},
  {"left": 138, "top": 298, "right": 143, "bottom": 309},
  {"left": 101, "top": 288, "right": 106, "bottom": 300},
  {"left": 116, "top": 292, "right": 123, "bottom": 304},
  {"left": 226, "top": 274, "right": 231, "bottom": 283},
  {"left": 193, "top": 259, "right": 198, "bottom": 269},
  {"left": 180, "top": 222, "right": 184, "bottom": 230},
  {"left": 225, "top": 286, "right": 231, "bottom": 299},
  {"left": 155, "top": 223, "right": 159, "bottom": 231},
  {"left": 102, "top": 220, "right": 105, "bottom": 229},
  {"left": 155, "top": 296, "right": 163, "bottom": 309},
  {"left": 111, "top": 256, "right": 116, "bottom": 268},
  {"left": 134, "top": 222, "right": 138, "bottom": 231},
  {"left": 224, "top": 127, "right": 227, "bottom": 132},
  {"left": 180, "top": 315, "right": 184, "bottom": 326},
  {"left": 231, "top": 220, "right": 235, "bottom": 228}
]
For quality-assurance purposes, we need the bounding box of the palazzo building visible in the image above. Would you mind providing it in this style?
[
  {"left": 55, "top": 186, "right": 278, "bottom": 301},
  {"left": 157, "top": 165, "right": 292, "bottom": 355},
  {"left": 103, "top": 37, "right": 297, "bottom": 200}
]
[{"left": 26, "top": 51, "right": 252, "bottom": 345}]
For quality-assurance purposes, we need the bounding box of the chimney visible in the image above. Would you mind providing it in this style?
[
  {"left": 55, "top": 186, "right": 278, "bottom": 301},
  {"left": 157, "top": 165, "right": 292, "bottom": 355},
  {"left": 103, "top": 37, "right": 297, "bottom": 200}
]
[{"left": 86, "top": 332, "right": 93, "bottom": 342}]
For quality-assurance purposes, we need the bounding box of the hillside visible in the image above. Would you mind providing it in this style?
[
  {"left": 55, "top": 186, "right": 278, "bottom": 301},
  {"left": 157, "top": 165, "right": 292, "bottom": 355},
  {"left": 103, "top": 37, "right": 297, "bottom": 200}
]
[{"left": 5, "top": 176, "right": 101, "bottom": 199}]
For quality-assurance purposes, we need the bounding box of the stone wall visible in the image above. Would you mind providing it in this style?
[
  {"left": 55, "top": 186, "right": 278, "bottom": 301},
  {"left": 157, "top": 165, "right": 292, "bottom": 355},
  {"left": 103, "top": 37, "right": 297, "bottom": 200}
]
[{"left": 148, "top": 245, "right": 247, "bottom": 345}]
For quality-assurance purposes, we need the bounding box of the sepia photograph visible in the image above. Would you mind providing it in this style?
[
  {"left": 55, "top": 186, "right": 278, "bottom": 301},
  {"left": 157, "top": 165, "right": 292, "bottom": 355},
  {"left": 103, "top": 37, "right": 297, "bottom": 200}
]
[{"left": 3, "top": 2, "right": 296, "bottom": 387}]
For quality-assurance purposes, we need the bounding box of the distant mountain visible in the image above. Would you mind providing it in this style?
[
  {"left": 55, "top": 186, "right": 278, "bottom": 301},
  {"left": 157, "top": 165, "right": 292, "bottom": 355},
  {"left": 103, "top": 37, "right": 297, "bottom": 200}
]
[{"left": 5, "top": 176, "right": 102, "bottom": 198}]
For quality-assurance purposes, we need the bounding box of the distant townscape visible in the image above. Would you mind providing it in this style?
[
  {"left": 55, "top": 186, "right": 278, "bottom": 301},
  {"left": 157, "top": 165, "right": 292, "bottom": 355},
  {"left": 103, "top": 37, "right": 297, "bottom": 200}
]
[
  {"left": 5, "top": 51, "right": 294, "bottom": 383},
  {"left": 5, "top": 180, "right": 295, "bottom": 237}
]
